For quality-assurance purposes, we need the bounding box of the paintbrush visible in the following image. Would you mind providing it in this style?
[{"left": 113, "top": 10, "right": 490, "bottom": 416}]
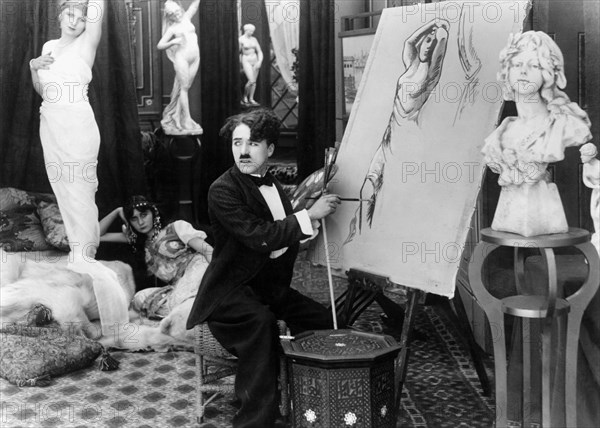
[{"left": 306, "top": 197, "right": 368, "bottom": 202}]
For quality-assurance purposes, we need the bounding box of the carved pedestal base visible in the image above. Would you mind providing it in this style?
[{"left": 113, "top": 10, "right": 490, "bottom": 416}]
[
  {"left": 166, "top": 134, "right": 201, "bottom": 222},
  {"left": 492, "top": 181, "right": 568, "bottom": 237}
]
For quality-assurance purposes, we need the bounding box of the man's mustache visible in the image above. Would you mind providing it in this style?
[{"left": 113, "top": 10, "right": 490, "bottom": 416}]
[{"left": 239, "top": 155, "right": 252, "bottom": 159}]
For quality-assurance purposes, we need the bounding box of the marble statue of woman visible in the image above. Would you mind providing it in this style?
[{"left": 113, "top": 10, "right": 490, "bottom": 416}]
[
  {"left": 580, "top": 143, "right": 600, "bottom": 253},
  {"left": 158, "top": 0, "right": 203, "bottom": 135},
  {"left": 482, "top": 31, "right": 592, "bottom": 237},
  {"left": 239, "top": 23, "right": 263, "bottom": 106}
]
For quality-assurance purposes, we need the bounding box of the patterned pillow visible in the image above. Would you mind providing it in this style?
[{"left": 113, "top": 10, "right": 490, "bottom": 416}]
[
  {"left": 0, "top": 325, "right": 102, "bottom": 387},
  {"left": 0, "top": 187, "right": 36, "bottom": 211},
  {"left": 0, "top": 206, "right": 52, "bottom": 252},
  {"left": 37, "top": 201, "right": 69, "bottom": 251}
]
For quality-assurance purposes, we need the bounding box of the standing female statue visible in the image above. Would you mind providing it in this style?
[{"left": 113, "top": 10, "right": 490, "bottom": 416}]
[
  {"left": 580, "top": 143, "right": 600, "bottom": 253},
  {"left": 482, "top": 31, "right": 592, "bottom": 237},
  {"left": 158, "top": 0, "right": 203, "bottom": 135},
  {"left": 239, "top": 23, "right": 263, "bottom": 106}
]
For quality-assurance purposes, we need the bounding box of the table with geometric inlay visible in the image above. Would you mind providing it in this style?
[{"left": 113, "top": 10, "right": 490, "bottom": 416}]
[{"left": 282, "top": 329, "right": 401, "bottom": 428}]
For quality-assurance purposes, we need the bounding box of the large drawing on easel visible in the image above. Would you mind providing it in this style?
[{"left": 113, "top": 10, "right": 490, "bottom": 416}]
[{"left": 313, "top": 1, "right": 530, "bottom": 297}]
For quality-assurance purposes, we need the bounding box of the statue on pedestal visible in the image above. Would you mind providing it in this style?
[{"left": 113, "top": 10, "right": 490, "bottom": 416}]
[
  {"left": 158, "top": 0, "right": 203, "bottom": 136},
  {"left": 239, "top": 23, "right": 263, "bottom": 106},
  {"left": 482, "top": 31, "right": 592, "bottom": 237},
  {"left": 580, "top": 143, "right": 600, "bottom": 253}
]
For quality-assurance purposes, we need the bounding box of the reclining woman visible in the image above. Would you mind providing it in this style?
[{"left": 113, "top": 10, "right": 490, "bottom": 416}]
[{"left": 100, "top": 195, "right": 213, "bottom": 320}]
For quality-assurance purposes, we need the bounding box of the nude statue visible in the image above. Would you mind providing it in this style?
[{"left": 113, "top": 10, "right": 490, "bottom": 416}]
[
  {"left": 158, "top": 0, "right": 203, "bottom": 135},
  {"left": 239, "top": 23, "right": 263, "bottom": 106}
]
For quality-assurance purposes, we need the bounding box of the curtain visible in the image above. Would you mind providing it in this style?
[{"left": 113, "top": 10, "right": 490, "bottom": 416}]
[
  {"left": 195, "top": 0, "right": 241, "bottom": 224},
  {"left": 0, "top": 0, "right": 145, "bottom": 216},
  {"left": 297, "top": 0, "right": 336, "bottom": 180},
  {"left": 267, "top": 0, "right": 299, "bottom": 95}
]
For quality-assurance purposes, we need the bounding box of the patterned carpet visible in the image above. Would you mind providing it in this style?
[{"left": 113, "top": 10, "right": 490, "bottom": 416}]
[{"left": 0, "top": 258, "right": 495, "bottom": 428}]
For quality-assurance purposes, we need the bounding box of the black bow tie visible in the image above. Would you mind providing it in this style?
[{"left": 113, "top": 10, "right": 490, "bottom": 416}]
[{"left": 249, "top": 173, "right": 274, "bottom": 187}]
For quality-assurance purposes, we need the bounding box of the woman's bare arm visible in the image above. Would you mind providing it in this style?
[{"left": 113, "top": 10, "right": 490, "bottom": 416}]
[
  {"left": 187, "top": 237, "right": 213, "bottom": 262},
  {"left": 79, "top": 0, "right": 105, "bottom": 66},
  {"left": 99, "top": 206, "right": 128, "bottom": 243},
  {"left": 99, "top": 207, "right": 127, "bottom": 237},
  {"left": 30, "top": 42, "right": 55, "bottom": 96}
]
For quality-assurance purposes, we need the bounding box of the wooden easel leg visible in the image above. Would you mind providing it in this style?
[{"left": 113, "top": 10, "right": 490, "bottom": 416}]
[
  {"left": 395, "top": 288, "right": 422, "bottom": 411},
  {"left": 448, "top": 296, "right": 492, "bottom": 396},
  {"left": 375, "top": 293, "right": 406, "bottom": 330}
]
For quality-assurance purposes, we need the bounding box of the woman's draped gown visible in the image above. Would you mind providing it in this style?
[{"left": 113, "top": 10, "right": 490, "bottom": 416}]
[
  {"left": 38, "top": 44, "right": 99, "bottom": 253},
  {"left": 37, "top": 43, "right": 129, "bottom": 337}
]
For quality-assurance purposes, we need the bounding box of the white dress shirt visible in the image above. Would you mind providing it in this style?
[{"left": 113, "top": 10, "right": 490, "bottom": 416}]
[{"left": 255, "top": 179, "right": 318, "bottom": 259}]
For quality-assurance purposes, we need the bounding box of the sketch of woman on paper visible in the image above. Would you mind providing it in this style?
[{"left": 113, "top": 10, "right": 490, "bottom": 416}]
[{"left": 345, "top": 19, "right": 450, "bottom": 244}]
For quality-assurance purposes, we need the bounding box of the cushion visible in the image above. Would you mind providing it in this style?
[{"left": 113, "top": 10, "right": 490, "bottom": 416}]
[
  {"left": 0, "top": 187, "right": 36, "bottom": 211},
  {"left": 37, "top": 201, "right": 69, "bottom": 251},
  {"left": 0, "top": 206, "right": 52, "bottom": 252},
  {"left": 0, "top": 325, "right": 102, "bottom": 387}
]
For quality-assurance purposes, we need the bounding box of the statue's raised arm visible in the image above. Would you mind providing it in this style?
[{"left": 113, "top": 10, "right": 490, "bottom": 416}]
[{"left": 183, "top": 0, "right": 201, "bottom": 21}]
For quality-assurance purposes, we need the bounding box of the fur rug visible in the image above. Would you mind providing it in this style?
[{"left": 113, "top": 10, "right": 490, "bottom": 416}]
[{"left": 0, "top": 249, "right": 196, "bottom": 352}]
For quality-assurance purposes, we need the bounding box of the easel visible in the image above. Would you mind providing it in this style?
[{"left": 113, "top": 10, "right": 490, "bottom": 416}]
[{"left": 334, "top": 268, "right": 491, "bottom": 410}]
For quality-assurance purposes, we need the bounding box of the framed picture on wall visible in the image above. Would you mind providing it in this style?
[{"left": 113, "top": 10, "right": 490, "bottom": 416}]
[
  {"left": 341, "top": 34, "right": 376, "bottom": 117},
  {"left": 339, "top": 10, "right": 381, "bottom": 119}
]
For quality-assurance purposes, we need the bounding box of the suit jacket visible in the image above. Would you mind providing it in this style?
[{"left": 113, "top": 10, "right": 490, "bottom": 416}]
[{"left": 186, "top": 166, "right": 310, "bottom": 328}]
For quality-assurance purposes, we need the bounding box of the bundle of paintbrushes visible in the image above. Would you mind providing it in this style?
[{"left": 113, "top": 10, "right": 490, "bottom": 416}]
[{"left": 321, "top": 146, "right": 339, "bottom": 328}]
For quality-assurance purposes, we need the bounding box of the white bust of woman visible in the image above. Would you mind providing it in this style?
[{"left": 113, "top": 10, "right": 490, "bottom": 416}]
[{"left": 482, "top": 31, "right": 592, "bottom": 237}]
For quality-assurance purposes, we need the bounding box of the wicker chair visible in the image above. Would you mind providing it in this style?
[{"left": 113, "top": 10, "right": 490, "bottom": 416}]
[{"left": 193, "top": 321, "right": 290, "bottom": 423}]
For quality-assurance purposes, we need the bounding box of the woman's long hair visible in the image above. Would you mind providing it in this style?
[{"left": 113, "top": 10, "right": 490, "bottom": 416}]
[{"left": 498, "top": 31, "right": 567, "bottom": 104}]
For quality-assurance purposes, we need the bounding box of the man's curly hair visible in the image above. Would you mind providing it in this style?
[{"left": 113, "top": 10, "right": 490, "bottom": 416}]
[{"left": 219, "top": 108, "right": 281, "bottom": 147}]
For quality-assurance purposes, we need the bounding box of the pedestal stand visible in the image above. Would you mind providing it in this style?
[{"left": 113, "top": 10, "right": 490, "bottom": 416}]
[
  {"left": 166, "top": 134, "right": 201, "bottom": 222},
  {"left": 468, "top": 227, "right": 600, "bottom": 428}
]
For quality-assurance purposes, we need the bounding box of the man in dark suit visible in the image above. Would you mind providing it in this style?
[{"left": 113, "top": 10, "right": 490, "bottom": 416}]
[{"left": 187, "top": 108, "right": 341, "bottom": 427}]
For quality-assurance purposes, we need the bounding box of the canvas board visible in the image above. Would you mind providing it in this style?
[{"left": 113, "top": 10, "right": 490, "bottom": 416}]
[{"left": 313, "top": 1, "right": 530, "bottom": 297}]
